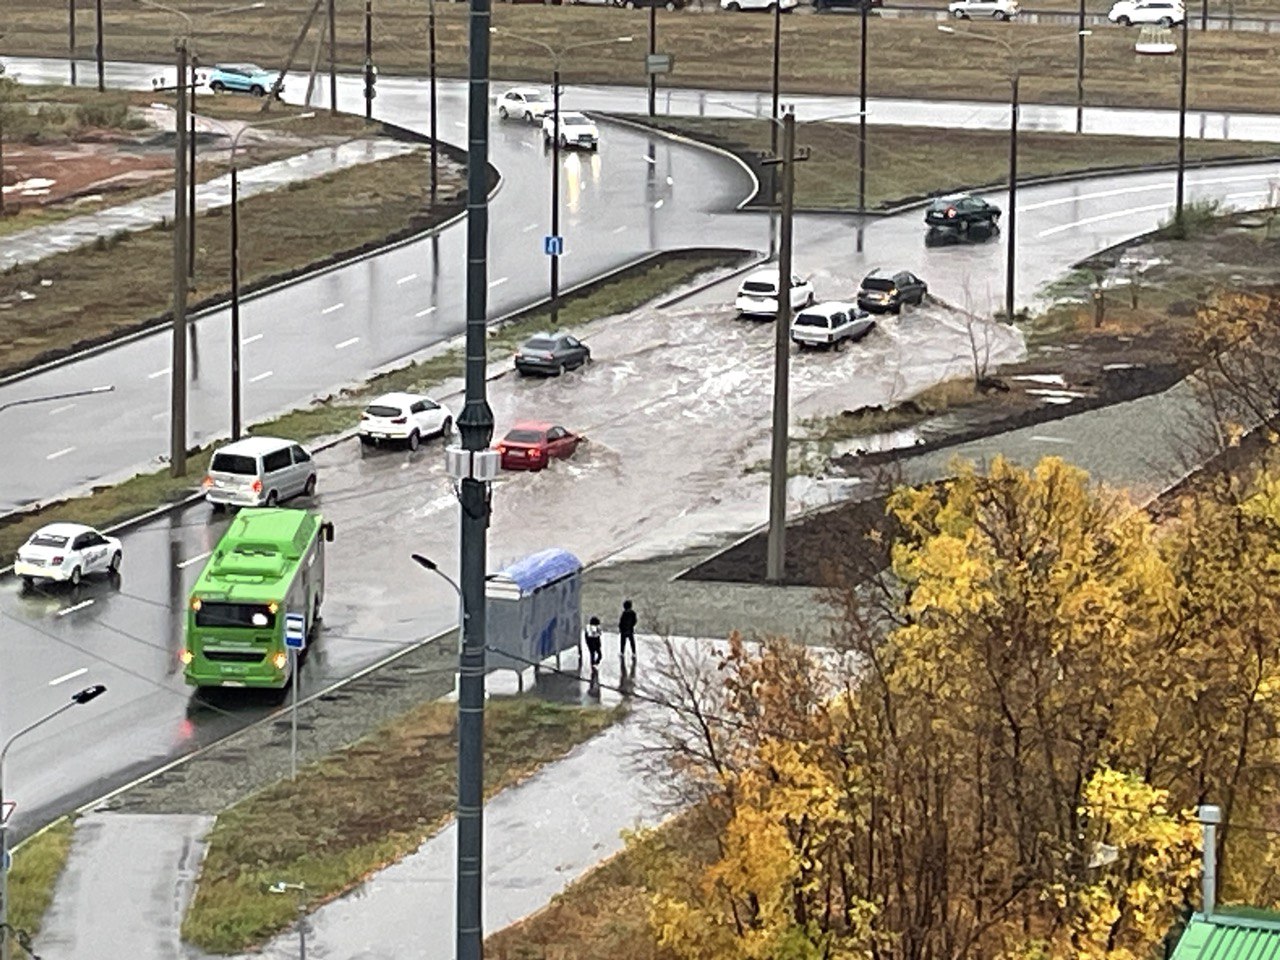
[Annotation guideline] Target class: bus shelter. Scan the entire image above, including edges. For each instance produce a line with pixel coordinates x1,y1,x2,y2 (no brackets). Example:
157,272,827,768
485,548,583,689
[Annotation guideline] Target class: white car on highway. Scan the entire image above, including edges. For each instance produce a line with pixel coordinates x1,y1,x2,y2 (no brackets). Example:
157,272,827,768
496,87,553,123
1108,0,1184,23
948,0,1018,18
358,392,454,450
790,301,876,350
15,522,122,588
720,0,799,10
542,111,600,150
734,269,816,318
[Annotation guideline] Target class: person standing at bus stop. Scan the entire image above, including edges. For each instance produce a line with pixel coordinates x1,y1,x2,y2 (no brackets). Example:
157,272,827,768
584,616,603,667
619,599,637,660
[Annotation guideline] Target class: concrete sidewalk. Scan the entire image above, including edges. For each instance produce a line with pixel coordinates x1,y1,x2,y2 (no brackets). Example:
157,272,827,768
0,139,417,272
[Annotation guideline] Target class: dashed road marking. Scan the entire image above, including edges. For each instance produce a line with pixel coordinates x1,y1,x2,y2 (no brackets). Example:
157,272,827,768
397,273,418,285
48,404,76,416
46,446,76,461
56,599,95,618
49,667,89,686
151,411,167,421
250,371,274,383
335,337,360,350
522,222,538,232
653,199,664,209
489,277,509,289
147,367,171,379
321,302,345,315
415,306,437,318
242,333,263,346
177,551,211,569
1030,435,1074,444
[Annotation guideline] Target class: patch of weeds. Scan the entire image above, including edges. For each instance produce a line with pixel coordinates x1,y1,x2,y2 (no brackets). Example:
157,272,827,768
4,818,76,955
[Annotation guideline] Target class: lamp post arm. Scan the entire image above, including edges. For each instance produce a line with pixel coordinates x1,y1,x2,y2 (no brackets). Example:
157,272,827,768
0,702,78,777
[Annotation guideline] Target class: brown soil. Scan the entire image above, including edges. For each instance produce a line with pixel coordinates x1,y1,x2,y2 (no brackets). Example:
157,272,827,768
3,141,173,207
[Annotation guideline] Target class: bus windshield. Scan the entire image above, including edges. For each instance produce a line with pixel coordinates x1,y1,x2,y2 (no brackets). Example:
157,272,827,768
195,601,277,629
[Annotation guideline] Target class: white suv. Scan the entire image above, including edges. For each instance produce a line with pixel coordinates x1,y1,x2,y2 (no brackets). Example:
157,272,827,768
1108,0,1184,24
358,392,453,450
948,0,1018,19
721,0,799,10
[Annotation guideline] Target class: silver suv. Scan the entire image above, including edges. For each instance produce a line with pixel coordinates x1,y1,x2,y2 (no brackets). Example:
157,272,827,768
203,436,317,510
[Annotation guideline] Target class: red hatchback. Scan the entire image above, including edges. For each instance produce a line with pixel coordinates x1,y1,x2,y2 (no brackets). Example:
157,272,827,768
496,421,583,471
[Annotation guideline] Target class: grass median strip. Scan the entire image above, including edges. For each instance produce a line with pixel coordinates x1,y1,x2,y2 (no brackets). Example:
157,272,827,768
182,698,620,954
0,248,744,561
4,818,76,955
633,117,1280,211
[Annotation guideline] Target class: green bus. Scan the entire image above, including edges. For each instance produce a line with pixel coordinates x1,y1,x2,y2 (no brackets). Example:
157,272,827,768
183,508,335,690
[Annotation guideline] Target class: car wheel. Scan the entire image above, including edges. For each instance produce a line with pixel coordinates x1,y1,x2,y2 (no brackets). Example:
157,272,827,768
210,80,225,93
665,0,675,8
499,106,509,119
21,576,33,591
69,566,82,587
952,7,967,16
211,501,226,514
560,135,569,149
996,9,1009,18
303,474,317,497
525,110,535,123
892,302,902,315
407,429,421,451
439,417,453,438
727,0,741,7
266,490,279,507
250,84,266,97
109,551,122,574
554,362,566,377
624,0,635,7
1118,14,1131,24
1158,15,1172,24
359,435,374,447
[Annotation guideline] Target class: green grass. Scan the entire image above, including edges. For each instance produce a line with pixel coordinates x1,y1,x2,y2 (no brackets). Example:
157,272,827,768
3,818,76,955
636,118,1280,211
182,698,620,954
7,4,1280,113
0,248,742,563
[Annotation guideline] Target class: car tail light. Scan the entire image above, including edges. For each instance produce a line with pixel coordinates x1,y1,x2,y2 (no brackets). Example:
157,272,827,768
51,555,64,565
391,417,407,424
251,479,263,493
946,208,956,218
202,475,214,488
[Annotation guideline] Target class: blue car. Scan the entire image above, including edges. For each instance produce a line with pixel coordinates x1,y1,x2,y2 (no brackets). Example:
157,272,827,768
208,63,279,97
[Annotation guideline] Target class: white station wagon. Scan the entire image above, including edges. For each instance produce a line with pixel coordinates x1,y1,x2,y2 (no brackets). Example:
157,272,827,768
790,301,876,349
15,522,122,588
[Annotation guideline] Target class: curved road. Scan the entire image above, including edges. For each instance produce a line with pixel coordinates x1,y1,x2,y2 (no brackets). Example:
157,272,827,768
2,59,1280,835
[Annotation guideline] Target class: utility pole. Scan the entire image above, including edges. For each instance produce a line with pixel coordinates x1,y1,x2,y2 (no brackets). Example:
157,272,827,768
188,54,198,280
455,0,496,951
1174,11,1189,235
550,67,562,324
647,2,657,117
171,38,190,478
328,0,337,115
95,0,105,92
428,0,439,203
1005,70,1018,324
764,110,805,584
230,161,242,440
69,0,78,85
363,0,374,122
856,0,868,253
770,0,782,155
1075,0,1085,133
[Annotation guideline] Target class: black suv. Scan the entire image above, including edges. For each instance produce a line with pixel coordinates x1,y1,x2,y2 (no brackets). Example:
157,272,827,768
924,193,1001,239
857,269,928,314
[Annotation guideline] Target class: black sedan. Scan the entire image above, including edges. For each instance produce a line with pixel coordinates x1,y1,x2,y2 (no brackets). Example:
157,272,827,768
514,332,591,377
924,193,1001,240
857,269,928,314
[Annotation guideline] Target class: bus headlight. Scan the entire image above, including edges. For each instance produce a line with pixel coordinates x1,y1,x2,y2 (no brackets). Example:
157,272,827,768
180,649,194,665
271,652,288,670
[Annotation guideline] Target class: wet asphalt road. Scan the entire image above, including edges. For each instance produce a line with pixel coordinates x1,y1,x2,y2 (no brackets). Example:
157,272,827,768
3,58,1280,512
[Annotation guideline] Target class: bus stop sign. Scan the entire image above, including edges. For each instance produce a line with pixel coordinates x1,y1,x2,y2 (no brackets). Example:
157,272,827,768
284,613,306,651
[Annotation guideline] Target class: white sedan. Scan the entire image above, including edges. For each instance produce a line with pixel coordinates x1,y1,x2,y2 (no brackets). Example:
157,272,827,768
496,87,553,123
542,111,600,151
15,523,122,588
734,269,816,318
721,0,799,10
948,0,1018,18
358,392,453,450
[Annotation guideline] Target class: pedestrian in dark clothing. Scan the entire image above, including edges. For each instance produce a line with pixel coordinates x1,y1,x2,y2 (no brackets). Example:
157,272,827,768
619,599,637,658
584,616,603,667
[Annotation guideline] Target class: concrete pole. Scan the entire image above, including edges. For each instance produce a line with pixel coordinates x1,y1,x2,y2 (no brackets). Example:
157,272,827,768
230,164,242,440
856,0,867,253
328,0,337,115
550,66,562,324
770,0,781,155
1005,70,1018,324
428,0,439,204
1175,12,1189,235
69,0,78,86
188,55,198,280
1199,804,1221,917
766,111,796,584
170,38,190,478
364,0,374,122
647,2,657,117
95,0,105,92
1076,0,1085,133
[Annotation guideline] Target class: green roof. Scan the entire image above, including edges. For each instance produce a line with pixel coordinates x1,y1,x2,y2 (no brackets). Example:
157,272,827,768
192,508,319,602
1172,912,1280,960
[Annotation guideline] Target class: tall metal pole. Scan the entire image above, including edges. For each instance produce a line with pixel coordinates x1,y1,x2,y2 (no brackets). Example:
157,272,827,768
1075,0,1085,133
230,163,242,441
171,38,190,479
1175,12,1189,234
1005,70,1018,324
364,0,374,121
856,0,868,253
766,111,796,584
290,648,299,779
770,0,782,155
188,55,198,280
327,0,337,115
457,0,495,947
647,2,657,117
429,0,439,204
1200,0,1207,31
94,0,105,91
70,0,78,86
550,66,562,324
0,101,6,219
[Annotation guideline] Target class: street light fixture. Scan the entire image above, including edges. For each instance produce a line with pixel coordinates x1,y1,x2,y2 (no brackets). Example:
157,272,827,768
494,32,635,325
223,112,316,441
0,385,114,415
937,25,1090,325
0,685,107,960
266,881,307,960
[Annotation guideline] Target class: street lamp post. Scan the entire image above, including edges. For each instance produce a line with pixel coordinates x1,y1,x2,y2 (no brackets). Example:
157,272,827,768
0,685,107,960
498,32,634,324
938,26,1089,324
1175,11,1190,234
1076,0,1086,132
267,882,307,960
225,113,315,441
771,0,782,155
648,2,658,117
428,0,439,204
364,0,374,122
96,0,106,92
856,0,868,252
0,386,114,415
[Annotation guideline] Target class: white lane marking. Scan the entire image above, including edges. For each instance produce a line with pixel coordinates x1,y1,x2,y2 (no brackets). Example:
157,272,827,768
1037,202,1169,238
612,225,628,234
48,404,76,416
522,222,538,232
415,306,437,318
242,333,263,346
1021,171,1277,214
397,273,419,285
454,121,466,128
653,199,664,209
250,370,274,383
56,599,95,618
147,367,171,379
177,550,211,569
321,302,345,315
489,277,509,288
335,336,361,350
48,667,89,686
643,154,656,164
523,141,536,150
151,411,167,421
1030,435,1074,444
46,446,76,461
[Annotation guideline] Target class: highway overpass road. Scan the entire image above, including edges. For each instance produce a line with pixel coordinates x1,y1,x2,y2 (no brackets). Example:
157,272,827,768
2,59,1280,835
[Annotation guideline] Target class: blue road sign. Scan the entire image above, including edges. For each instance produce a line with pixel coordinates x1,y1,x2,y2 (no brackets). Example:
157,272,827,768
544,235,564,257
284,612,306,651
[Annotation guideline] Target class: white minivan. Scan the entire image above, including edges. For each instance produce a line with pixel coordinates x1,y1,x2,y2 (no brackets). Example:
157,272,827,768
203,436,317,510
